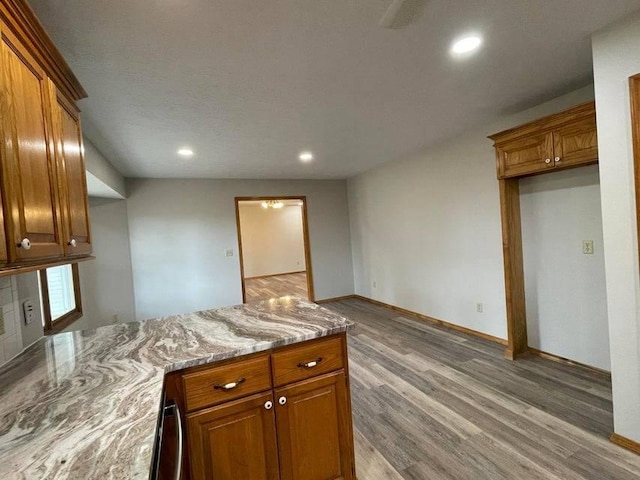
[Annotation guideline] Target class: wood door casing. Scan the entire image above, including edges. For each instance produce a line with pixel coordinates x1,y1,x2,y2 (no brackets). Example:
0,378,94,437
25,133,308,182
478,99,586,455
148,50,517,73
498,132,554,178
187,391,280,480
0,26,64,262
553,115,599,169
275,370,354,480
53,93,91,256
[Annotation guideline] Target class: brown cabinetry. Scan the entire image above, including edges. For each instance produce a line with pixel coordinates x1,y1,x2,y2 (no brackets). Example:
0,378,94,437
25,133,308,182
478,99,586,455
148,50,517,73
489,101,599,360
492,102,598,179
0,26,64,262
52,94,91,256
0,0,91,273
275,371,353,480
187,391,280,480
164,334,356,480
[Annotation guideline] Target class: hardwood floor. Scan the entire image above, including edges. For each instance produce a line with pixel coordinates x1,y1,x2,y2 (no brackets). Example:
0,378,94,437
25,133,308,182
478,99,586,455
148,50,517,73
244,272,308,303
322,297,640,480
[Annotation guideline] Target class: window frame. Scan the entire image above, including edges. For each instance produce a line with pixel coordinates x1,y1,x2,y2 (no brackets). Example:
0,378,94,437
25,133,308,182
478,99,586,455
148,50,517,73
40,263,83,334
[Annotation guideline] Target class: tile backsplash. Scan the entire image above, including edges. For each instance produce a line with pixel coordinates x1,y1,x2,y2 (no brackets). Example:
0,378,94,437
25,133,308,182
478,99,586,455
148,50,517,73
0,276,23,366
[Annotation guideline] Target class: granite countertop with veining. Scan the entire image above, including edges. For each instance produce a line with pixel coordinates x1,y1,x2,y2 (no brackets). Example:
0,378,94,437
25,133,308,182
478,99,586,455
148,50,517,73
0,297,354,480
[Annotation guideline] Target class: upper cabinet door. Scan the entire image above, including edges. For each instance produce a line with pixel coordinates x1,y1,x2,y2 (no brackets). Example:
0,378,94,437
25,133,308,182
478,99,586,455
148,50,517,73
275,371,354,480
0,27,64,262
53,93,92,256
497,132,554,178
553,115,599,169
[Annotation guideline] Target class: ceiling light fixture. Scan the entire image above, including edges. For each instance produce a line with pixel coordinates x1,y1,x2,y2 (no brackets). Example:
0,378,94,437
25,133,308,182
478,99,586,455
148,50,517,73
451,35,482,56
299,151,314,162
177,148,194,157
261,200,284,209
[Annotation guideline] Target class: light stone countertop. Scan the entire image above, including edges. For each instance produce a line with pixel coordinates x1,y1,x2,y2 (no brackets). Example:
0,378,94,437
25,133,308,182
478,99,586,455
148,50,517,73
0,297,354,480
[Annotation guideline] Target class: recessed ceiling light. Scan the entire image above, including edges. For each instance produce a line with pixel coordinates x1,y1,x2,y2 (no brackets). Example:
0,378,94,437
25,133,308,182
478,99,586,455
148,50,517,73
178,148,194,157
451,35,482,56
299,151,314,162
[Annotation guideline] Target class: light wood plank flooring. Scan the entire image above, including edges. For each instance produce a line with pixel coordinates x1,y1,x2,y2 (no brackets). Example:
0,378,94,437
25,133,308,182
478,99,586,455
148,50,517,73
323,297,640,480
244,272,308,303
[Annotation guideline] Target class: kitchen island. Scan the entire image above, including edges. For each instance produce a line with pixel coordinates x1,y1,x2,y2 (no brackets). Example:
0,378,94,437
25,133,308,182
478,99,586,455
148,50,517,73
0,297,354,479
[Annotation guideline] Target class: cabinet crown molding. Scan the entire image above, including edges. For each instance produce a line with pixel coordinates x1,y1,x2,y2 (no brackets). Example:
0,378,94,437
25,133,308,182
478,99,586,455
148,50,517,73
0,0,86,101
488,101,596,145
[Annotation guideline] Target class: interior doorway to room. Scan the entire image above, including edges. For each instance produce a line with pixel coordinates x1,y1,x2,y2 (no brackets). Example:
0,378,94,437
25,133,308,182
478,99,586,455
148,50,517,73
235,197,314,303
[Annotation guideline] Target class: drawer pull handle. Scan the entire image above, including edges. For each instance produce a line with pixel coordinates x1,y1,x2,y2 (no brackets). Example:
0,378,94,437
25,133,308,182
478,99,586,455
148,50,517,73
213,377,246,391
297,357,323,369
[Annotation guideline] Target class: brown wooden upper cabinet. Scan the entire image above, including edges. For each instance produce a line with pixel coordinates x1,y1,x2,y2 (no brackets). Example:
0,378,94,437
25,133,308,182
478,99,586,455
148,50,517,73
0,0,90,271
490,102,598,179
53,94,92,256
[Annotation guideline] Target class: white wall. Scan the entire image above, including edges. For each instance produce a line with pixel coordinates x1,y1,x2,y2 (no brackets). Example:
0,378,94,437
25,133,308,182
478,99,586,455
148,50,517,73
73,198,136,330
348,85,595,341
17,272,43,350
593,11,640,443
239,203,306,278
126,179,353,319
0,276,23,366
83,136,127,198
520,165,609,370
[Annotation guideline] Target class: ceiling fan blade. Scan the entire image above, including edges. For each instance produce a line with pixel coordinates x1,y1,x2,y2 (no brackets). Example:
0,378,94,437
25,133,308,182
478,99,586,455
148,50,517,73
379,0,408,28
379,0,427,29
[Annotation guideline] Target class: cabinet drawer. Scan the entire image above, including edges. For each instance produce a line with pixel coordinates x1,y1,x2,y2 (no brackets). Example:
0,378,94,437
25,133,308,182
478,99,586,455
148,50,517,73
271,335,344,387
182,355,272,411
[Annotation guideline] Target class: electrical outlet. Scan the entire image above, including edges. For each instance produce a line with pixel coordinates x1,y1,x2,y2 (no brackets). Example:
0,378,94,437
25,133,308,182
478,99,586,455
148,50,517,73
476,302,484,313
22,300,34,325
583,240,594,255
225,249,234,257
372,280,377,289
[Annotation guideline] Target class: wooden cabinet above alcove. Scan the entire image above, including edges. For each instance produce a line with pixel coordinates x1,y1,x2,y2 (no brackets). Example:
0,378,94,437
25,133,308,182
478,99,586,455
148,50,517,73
490,102,598,179
489,101,599,360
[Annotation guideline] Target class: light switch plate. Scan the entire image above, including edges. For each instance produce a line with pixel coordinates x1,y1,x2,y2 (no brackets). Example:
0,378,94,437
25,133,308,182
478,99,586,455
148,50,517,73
225,249,234,257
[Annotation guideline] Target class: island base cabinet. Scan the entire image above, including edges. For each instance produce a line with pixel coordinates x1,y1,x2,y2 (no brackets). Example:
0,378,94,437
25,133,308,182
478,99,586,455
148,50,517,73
187,391,280,480
172,334,356,480
275,371,354,480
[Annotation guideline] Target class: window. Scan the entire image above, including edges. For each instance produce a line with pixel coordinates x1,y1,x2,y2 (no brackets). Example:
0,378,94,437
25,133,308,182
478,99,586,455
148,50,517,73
40,264,82,334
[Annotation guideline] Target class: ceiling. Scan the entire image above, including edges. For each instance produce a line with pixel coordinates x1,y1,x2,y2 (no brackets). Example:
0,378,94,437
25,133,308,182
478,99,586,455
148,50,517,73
29,0,640,179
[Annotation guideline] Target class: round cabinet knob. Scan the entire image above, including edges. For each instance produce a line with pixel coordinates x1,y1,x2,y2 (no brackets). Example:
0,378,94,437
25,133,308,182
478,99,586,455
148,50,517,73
69,239,77,248
278,396,287,406
19,238,31,250
264,401,273,410
554,156,561,163
544,158,551,164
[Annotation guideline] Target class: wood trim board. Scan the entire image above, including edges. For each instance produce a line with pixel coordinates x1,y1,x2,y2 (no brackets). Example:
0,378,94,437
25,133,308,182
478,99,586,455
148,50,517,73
316,294,507,346
318,295,611,378
245,271,306,280
527,347,611,378
234,196,315,303
0,0,86,101
629,74,640,283
40,262,83,334
611,433,640,456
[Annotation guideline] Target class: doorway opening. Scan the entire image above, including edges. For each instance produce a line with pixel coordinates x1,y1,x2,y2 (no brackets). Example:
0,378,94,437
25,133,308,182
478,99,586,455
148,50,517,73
235,196,314,303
